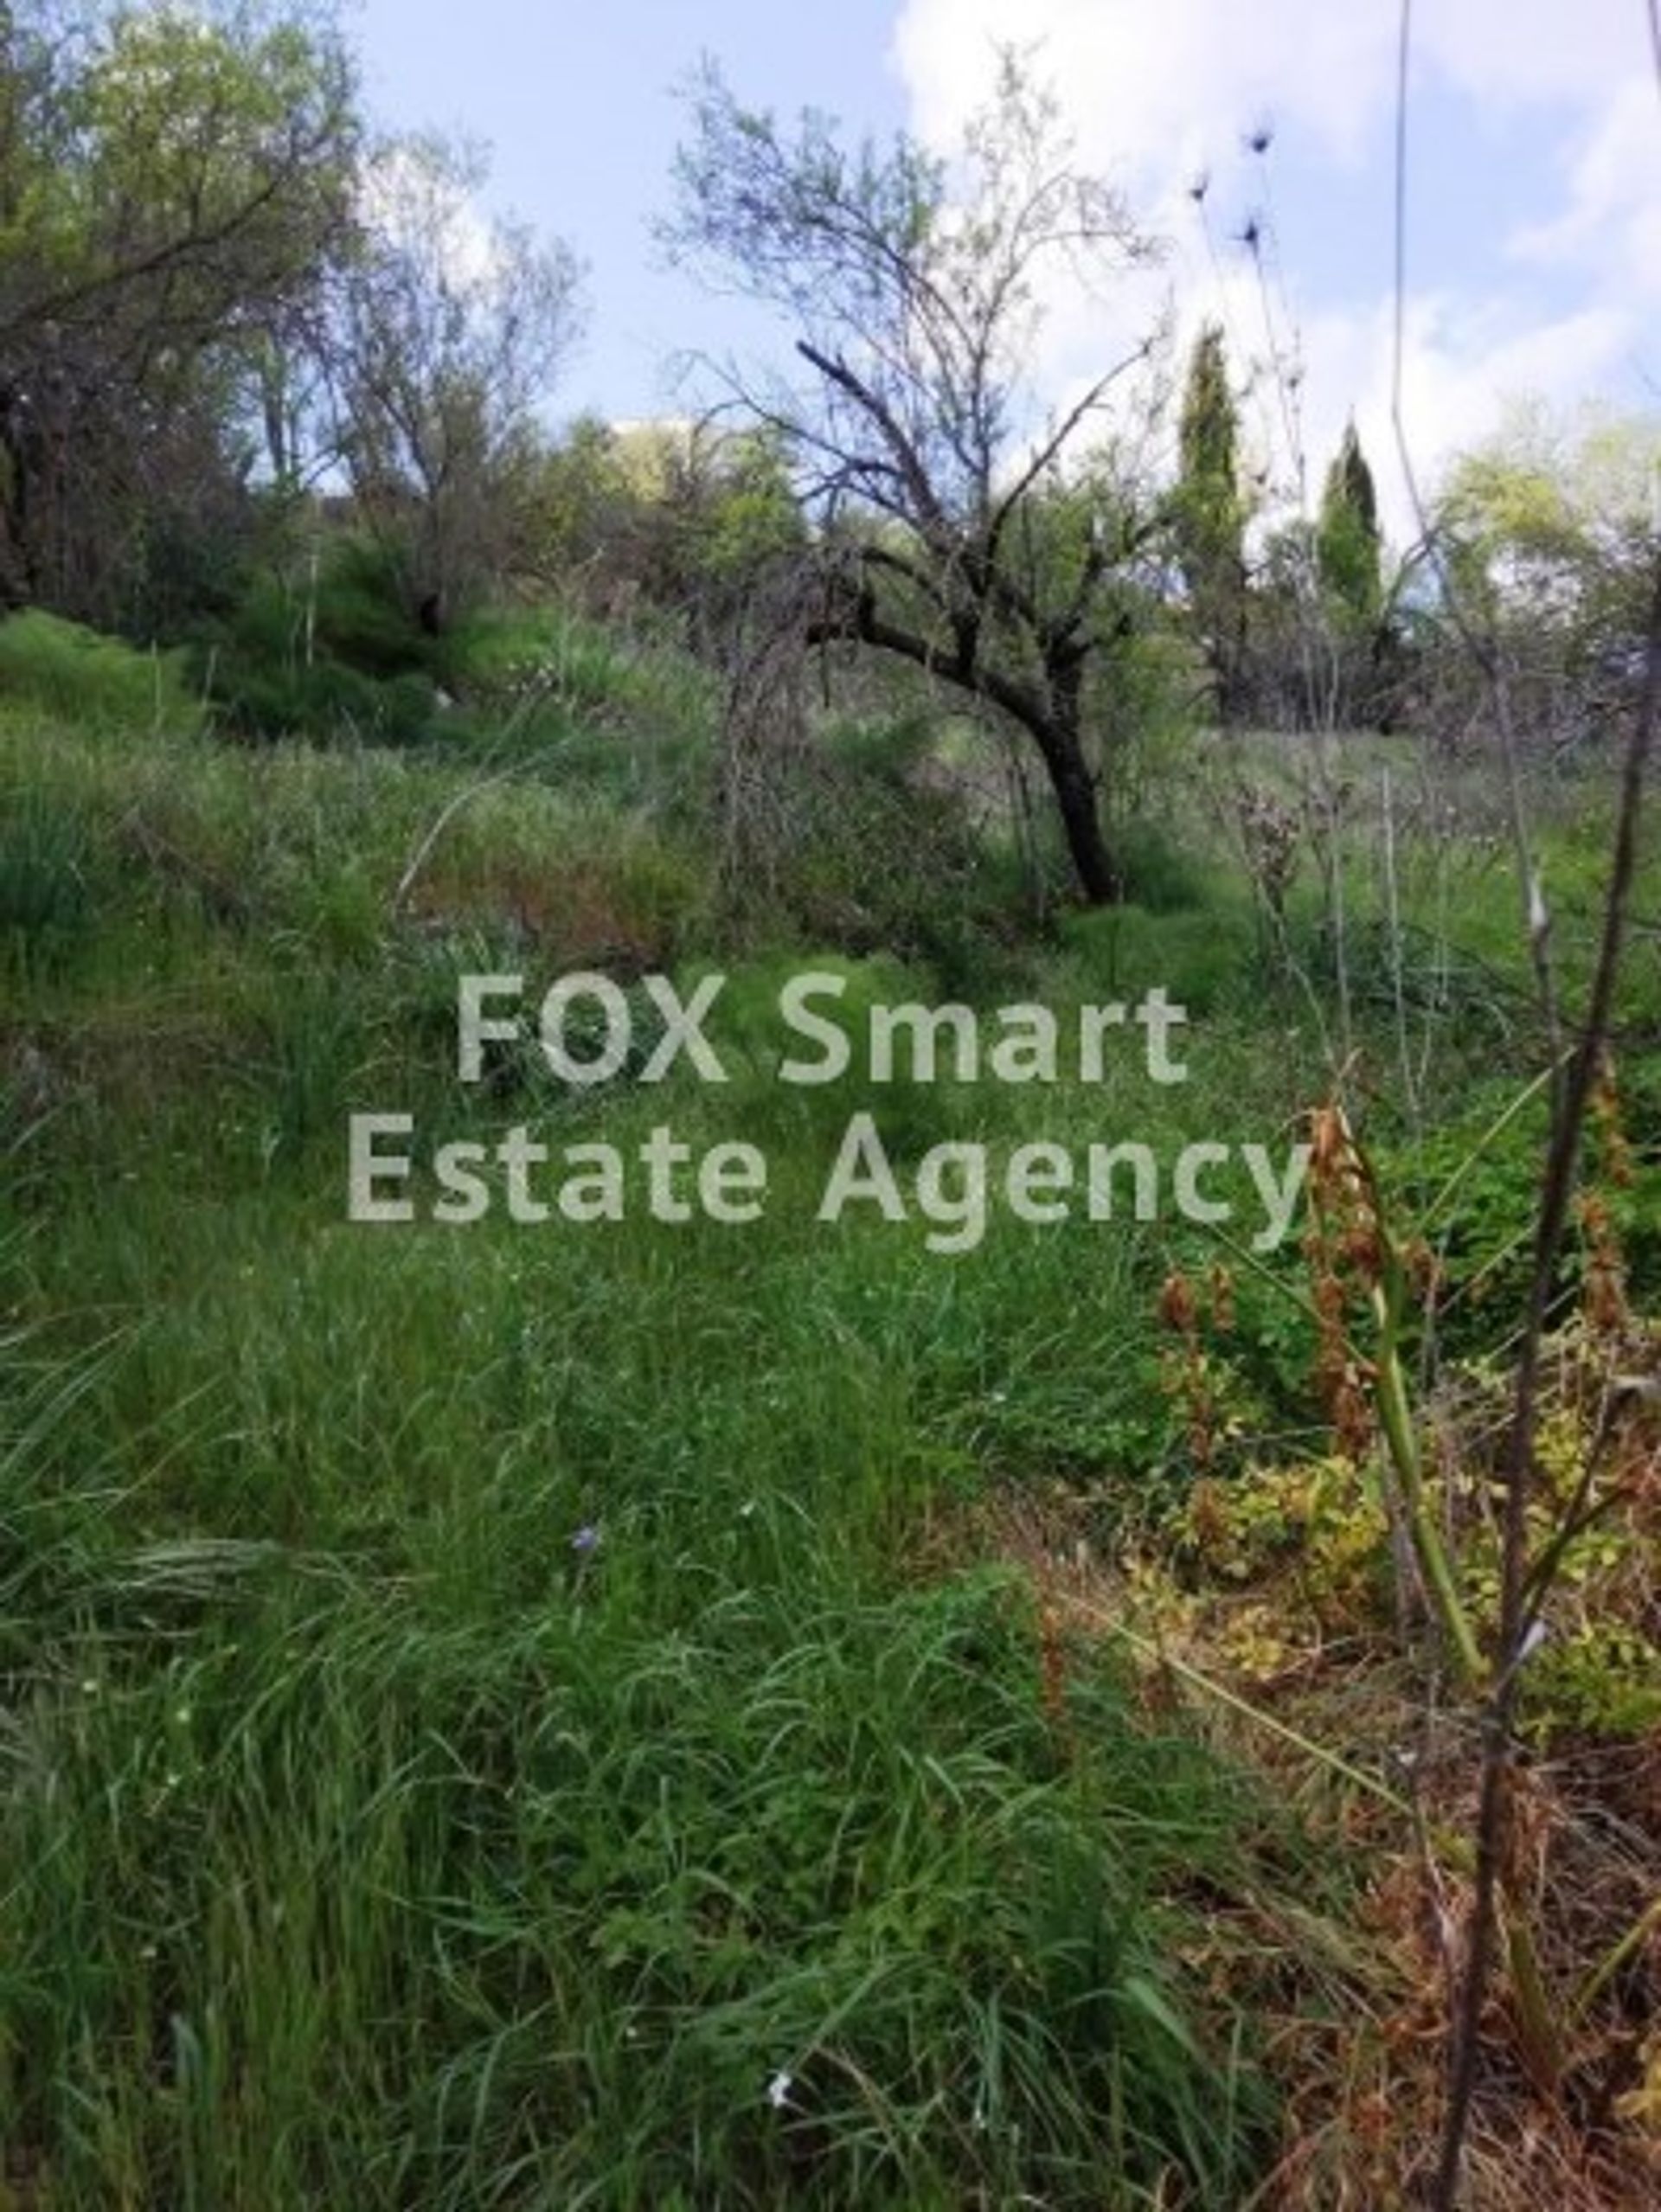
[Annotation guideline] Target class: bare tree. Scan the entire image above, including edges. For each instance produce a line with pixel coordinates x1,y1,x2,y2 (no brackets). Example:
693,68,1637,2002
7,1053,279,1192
332,133,585,630
662,51,1162,904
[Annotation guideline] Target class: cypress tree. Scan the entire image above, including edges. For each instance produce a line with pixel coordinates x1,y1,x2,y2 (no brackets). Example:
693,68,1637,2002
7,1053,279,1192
1175,324,1248,720
1316,420,1382,630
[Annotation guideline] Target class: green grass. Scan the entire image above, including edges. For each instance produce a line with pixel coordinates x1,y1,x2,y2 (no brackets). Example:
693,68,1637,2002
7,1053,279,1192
3,680,1655,2207
0,702,1297,2209
3,1153,1278,2208
0,612,203,739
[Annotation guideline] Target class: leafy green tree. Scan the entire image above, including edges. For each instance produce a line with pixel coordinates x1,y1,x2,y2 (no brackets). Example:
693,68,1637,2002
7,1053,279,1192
1172,323,1248,721
663,51,1158,905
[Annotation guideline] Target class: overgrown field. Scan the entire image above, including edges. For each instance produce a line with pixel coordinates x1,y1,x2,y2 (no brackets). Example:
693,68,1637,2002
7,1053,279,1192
3,619,1658,2208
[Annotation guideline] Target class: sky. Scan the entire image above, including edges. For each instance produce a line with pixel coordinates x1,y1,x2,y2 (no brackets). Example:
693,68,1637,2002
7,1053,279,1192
353,0,1661,544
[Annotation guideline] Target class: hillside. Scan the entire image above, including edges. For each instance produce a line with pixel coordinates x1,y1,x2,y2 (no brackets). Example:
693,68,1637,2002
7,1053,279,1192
3,607,1658,2207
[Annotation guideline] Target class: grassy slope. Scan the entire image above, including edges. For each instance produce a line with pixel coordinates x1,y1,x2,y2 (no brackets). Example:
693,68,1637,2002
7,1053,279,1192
1,705,1302,2210
3,673,1655,2207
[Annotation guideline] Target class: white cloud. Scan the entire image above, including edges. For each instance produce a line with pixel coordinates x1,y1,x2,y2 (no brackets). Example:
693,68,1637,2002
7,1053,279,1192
1411,0,1649,111
893,0,1395,177
360,142,503,292
1510,78,1661,299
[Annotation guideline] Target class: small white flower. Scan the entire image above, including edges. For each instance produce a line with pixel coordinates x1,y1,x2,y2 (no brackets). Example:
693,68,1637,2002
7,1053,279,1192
766,2069,793,2110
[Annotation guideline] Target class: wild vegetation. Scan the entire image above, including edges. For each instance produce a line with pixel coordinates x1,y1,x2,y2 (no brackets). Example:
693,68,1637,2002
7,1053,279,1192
2,4,1658,2207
